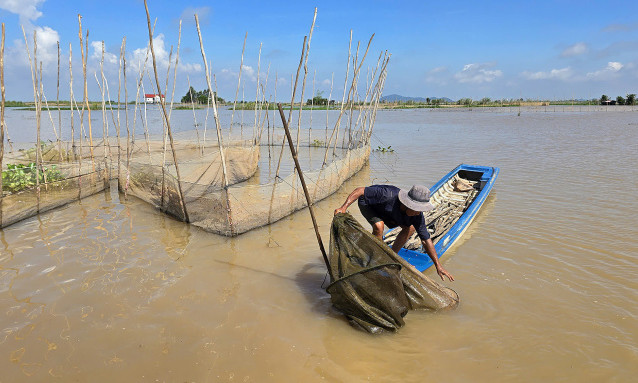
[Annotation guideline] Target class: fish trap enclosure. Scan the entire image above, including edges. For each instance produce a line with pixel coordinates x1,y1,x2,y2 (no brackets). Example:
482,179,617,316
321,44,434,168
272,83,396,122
0,6,390,235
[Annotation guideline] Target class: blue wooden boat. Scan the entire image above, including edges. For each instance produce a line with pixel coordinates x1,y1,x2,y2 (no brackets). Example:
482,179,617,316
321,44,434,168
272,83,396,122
384,164,499,272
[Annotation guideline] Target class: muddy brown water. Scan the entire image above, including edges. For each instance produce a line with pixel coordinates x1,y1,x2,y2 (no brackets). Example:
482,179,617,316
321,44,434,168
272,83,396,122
1,106,637,382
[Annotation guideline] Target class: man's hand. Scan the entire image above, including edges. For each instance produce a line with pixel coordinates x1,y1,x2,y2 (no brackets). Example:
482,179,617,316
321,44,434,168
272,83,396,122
436,266,455,282
334,206,347,215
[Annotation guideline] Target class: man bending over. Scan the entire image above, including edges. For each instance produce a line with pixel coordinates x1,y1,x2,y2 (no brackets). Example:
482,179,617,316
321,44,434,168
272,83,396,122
334,184,454,282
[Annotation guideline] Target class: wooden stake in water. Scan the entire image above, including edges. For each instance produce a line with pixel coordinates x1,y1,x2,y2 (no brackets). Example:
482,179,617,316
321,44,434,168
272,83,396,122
195,12,234,234
56,41,62,162
296,8,317,153
78,16,95,171
274,35,307,179
116,37,125,186
0,23,5,224
143,0,189,222
277,103,332,278
230,32,247,140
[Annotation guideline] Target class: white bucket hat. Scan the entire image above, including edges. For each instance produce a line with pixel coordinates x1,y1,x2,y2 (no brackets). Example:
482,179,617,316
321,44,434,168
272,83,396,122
398,185,434,212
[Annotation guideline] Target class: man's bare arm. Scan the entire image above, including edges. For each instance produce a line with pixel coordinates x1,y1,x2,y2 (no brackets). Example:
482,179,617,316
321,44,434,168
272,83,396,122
334,187,365,215
422,238,455,281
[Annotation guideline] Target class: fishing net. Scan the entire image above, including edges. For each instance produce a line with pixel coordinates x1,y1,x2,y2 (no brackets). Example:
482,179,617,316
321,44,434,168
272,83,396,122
326,213,459,334
0,125,371,236
0,141,109,229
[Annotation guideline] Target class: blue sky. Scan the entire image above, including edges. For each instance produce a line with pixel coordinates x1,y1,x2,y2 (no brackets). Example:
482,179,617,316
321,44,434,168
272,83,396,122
1,0,637,102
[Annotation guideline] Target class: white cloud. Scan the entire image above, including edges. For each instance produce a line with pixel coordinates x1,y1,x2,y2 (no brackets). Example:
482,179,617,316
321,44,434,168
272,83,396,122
129,34,201,75
221,65,259,83
429,66,447,74
454,63,502,84
1,1,61,72
586,61,623,79
522,67,573,81
0,0,45,22
561,42,588,58
13,25,60,69
242,65,257,82
90,41,118,65
321,78,332,87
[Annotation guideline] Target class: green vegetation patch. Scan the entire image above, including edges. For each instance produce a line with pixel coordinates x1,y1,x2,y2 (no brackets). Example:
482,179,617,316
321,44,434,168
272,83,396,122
2,162,66,194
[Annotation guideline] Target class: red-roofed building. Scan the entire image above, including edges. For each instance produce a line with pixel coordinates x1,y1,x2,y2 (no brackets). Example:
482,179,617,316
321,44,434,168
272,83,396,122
144,94,165,104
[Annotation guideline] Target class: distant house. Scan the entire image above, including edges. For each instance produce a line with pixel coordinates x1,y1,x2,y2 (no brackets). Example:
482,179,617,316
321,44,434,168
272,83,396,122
601,100,616,106
144,94,165,103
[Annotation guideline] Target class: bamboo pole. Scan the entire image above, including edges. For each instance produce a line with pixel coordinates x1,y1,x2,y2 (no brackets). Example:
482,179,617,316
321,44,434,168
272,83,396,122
277,103,332,278
35,41,41,209
257,82,268,143
129,45,152,178
163,20,181,210
256,64,269,143
334,34,373,155
203,62,211,151
365,54,390,144
56,41,62,162
274,35,307,178
103,70,118,177
78,16,95,171
99,41,109,183
194,13,234,234
69,43,76,161
296,8,317,152
230,32,247,140
123,38,131,197
144,0,189,222
164,45,173,156
116,38,125,186
253,42,262,143
38,80,62,146
93,71,108,176
352,51,383,145
68,42,83,197
186,75,202,152
241,82,244,139
271,70,277,156
22,27,41,208
1,23,5,224
346,42,360,149
141,72,152,159
324,31,352,165
39,63,50,192
309,69,315,147
325,72,334,147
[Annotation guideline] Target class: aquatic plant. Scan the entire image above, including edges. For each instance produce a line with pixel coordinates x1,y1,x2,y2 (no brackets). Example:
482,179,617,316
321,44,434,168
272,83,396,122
1,162,65,193
374,145,394,153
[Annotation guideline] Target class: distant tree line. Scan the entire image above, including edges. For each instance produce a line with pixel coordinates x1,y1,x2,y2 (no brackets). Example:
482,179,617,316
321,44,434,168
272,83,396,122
599,94,636,105
181,86,225,104
306,91,335,106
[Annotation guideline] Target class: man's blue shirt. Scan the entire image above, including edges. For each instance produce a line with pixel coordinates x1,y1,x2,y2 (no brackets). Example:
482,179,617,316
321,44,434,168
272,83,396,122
358,184,430,240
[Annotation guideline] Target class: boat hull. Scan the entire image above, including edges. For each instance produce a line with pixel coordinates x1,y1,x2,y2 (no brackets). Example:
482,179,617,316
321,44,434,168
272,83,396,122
397,164,499,272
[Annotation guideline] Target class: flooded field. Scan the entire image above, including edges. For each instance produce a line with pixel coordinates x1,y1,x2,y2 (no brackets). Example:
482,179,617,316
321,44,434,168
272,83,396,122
1,106,637,382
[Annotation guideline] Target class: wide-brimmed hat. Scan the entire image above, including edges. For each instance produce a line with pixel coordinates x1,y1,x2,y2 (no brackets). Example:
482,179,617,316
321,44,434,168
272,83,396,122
398,185,434,212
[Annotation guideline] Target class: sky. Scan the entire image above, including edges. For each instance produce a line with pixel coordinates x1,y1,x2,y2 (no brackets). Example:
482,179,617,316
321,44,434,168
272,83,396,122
0,0,638,102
